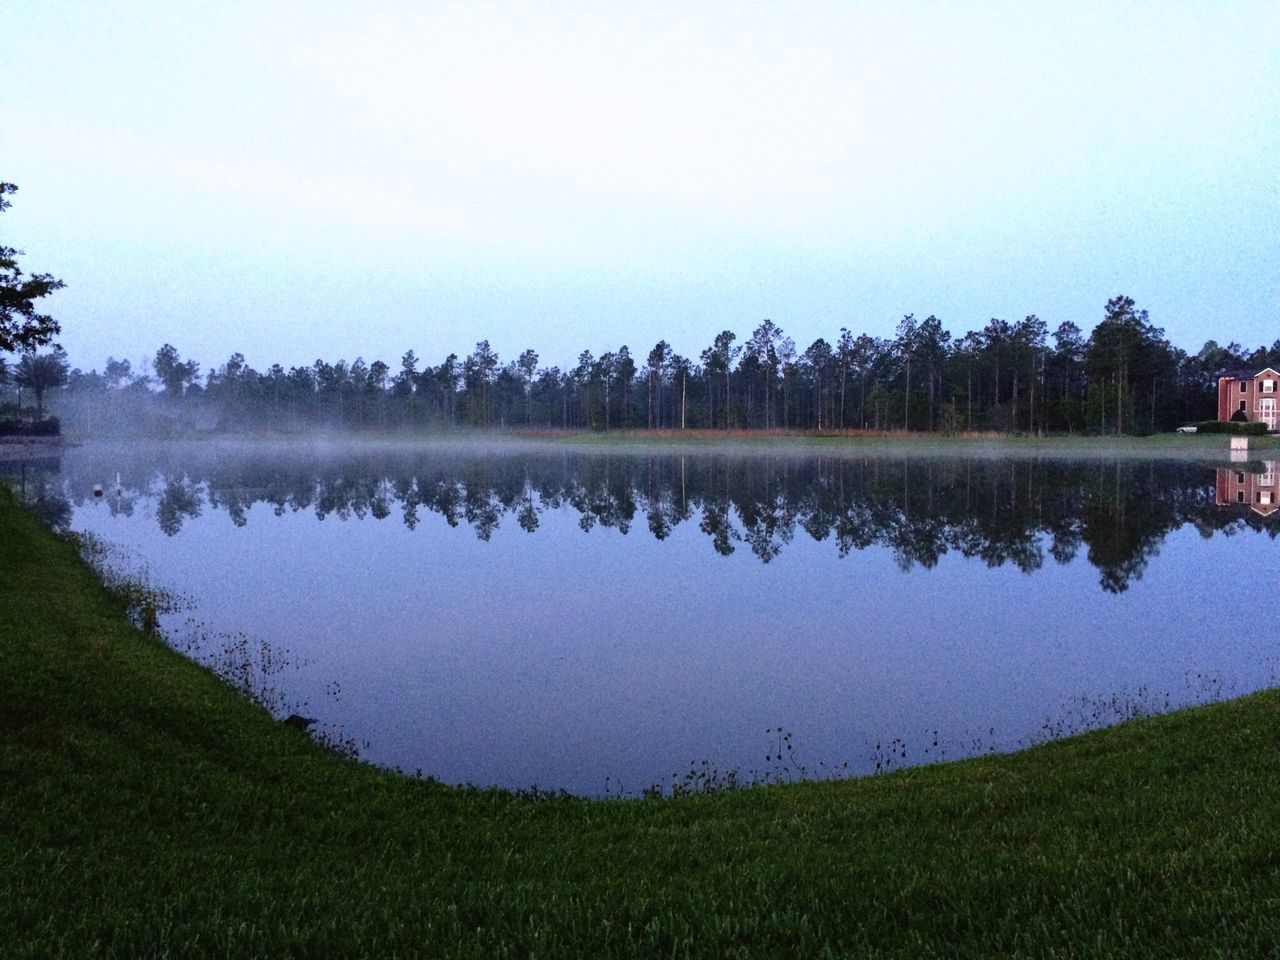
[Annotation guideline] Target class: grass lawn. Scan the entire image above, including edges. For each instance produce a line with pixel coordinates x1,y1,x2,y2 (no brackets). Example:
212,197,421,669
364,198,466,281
512,428,1280,457
2,483,1279,957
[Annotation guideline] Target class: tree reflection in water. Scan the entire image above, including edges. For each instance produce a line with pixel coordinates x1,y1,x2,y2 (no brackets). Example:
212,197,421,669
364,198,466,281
16,447,1280,594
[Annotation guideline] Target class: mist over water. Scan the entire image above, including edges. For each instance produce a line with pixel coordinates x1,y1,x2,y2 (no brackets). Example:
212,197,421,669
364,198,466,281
5,440,1277,795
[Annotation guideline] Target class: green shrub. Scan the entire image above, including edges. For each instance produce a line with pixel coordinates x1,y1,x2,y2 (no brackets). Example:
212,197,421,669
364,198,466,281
0,417,60,437
1195,420,1269,436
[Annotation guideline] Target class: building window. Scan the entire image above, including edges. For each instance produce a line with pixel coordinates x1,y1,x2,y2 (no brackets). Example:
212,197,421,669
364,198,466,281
1265,380,1277,393
1240,400,1248,412
1241,381,1249,392
1262,491,1274,505
1237,471,1246,483
1238,491,1246,503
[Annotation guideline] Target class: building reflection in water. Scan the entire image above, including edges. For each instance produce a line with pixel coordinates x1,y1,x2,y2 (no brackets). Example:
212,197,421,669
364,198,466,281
1216,461,1278,517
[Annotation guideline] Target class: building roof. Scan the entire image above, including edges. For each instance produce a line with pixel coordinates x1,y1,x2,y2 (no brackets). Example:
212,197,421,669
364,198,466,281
1219,367,1280,381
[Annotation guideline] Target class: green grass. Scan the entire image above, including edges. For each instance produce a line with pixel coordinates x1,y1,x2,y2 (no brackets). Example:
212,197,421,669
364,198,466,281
3,485,1279,958
517,428,1280,456
218,427,1278,460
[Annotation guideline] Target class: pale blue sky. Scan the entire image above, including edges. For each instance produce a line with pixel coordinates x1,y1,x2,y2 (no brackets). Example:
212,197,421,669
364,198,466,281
3,1,1277,374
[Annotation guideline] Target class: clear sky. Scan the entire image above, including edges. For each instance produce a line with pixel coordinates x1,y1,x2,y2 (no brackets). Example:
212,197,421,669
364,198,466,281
3,0,1277,375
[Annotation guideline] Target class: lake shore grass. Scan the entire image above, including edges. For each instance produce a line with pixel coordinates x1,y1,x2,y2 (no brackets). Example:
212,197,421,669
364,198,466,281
519,427,1280,458
46,427,1280,463
0,434,69,462
3,484,1280,957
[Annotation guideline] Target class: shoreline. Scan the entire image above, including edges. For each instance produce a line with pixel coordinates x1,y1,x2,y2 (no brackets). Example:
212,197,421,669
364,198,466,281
25,429,1278,464
0,435,71,462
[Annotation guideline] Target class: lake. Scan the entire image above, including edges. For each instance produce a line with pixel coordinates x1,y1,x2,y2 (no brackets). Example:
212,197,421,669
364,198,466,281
5,440,1277,795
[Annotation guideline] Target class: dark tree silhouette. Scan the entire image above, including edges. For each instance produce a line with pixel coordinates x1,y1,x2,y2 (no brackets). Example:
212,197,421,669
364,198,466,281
0,183,65,354
14,348,69,417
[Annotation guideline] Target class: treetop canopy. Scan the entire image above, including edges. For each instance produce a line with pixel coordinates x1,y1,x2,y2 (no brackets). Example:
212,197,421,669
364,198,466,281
0,182,64,355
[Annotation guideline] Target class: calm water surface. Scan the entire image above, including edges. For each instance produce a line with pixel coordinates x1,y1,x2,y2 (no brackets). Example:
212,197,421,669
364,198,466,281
8,441,1278,795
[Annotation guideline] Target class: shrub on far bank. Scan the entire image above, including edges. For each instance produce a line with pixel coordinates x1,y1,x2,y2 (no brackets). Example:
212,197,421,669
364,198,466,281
1195,420,1269,436
0,417,60,437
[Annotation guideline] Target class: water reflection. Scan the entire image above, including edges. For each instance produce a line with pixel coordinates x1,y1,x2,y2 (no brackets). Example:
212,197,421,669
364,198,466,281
2,456,72,530
22,446,1279,594
1216,462,1279,517
3,444,1278,795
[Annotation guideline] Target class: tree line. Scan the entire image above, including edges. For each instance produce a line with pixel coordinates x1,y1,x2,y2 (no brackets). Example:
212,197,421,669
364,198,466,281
11,298,1280,437
4,182,1280,437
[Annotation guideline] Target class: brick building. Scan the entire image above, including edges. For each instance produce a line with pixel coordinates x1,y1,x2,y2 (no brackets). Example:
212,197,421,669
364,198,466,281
1217,367,1280,429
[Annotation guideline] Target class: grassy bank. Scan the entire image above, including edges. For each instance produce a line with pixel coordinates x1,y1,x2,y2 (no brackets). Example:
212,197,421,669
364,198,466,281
3,486,1279,958
48,429,1280,463
522,428,1280,456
